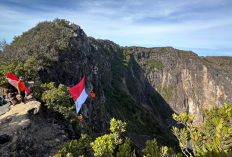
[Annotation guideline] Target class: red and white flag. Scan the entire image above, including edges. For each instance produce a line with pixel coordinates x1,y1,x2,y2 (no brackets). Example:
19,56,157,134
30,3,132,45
6,73,30,93
69,76,88,113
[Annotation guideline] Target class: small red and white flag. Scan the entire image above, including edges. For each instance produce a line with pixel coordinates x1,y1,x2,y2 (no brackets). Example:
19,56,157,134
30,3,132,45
6,73,30,93
69,76,88,113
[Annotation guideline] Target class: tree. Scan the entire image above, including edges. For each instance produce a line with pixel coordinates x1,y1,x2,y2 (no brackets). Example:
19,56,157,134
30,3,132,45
41,82,74,119
172,102,232,157
0,39,7,51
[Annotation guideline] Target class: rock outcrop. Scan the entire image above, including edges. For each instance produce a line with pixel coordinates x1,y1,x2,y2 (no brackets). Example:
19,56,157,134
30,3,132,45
0,99,70,157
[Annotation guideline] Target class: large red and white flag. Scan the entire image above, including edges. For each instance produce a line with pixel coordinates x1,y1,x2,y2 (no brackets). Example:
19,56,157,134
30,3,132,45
6,73,30,93
69,76,88,113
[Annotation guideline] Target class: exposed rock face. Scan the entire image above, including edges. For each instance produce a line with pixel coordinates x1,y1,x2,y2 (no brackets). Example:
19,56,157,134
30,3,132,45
0,100,70,157
43,27,111,134
131,47,232,125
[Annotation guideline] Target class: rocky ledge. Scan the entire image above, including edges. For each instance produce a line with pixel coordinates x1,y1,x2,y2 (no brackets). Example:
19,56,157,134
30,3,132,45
0,98,70,157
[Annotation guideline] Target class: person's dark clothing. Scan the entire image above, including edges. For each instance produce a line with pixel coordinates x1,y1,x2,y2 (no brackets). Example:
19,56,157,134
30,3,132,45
0,134,9,144
38,68,43,76
20,90,25,103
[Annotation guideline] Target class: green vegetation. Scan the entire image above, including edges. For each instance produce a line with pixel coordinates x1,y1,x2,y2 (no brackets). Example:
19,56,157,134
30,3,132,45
55,103,232,157
202,57,227,66
104,55,178,148
177,50,187,59
89,41,178,147
143,139,182,157
91,118,126,157
123,47,134,56
41,82,73,119
157,86,176,103
54,119,127,157
172,102,232,157
55,118,182,157
202,57,213,64
33,82,85,132
159,47,166,53
116,138,133,157
149,93,171,120
122,47,134,65
0,57,37,87
54,134,92,157
0,19,74,65
145,58,163,70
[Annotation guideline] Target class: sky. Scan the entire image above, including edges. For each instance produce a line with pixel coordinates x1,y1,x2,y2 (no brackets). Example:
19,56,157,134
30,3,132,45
0,0,232,56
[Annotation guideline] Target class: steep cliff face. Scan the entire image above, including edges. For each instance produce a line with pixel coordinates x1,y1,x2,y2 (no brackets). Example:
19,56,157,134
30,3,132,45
129,47,232,125
43,25,111,134
87,38,177,146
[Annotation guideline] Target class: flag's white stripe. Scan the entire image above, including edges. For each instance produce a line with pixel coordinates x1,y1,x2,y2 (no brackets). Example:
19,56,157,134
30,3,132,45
10,80,18,88
6,78,28,93
75,88,88,113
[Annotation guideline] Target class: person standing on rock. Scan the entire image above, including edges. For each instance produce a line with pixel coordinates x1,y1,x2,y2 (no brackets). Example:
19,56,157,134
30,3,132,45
17,76,26,104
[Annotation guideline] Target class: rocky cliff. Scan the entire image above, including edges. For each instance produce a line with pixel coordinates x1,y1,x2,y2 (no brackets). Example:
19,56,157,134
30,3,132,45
129,47,232,126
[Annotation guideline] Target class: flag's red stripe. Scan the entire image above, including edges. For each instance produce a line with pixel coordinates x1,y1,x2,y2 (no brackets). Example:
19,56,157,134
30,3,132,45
6,73,19,81
69,76,85,101
25,88,30,93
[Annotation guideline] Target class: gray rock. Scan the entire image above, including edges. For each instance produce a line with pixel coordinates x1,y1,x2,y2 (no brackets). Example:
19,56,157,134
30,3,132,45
52,124,61,129
68,124,75,139
0,104,9,116
0,101,68,156
43,153,49,157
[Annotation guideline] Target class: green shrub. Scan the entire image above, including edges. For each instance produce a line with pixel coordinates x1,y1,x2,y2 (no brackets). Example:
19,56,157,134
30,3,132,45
145,58,163,70
32,82,50,102
54,134,92,157
33,82,82,132
144,138,182,157
90,118,126,157
116,138,133,157
172,102,232,157
42,82,73,119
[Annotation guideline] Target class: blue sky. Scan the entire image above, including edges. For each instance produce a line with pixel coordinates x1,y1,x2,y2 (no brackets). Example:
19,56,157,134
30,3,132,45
0,0,232,56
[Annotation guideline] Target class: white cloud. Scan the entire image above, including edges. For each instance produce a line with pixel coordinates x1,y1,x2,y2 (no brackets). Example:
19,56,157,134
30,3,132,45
0,0,232,56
